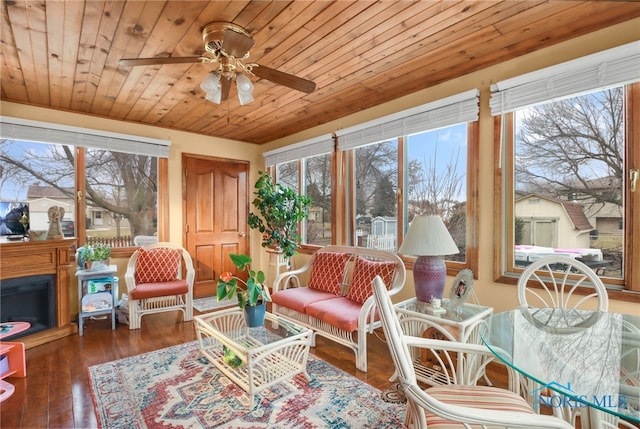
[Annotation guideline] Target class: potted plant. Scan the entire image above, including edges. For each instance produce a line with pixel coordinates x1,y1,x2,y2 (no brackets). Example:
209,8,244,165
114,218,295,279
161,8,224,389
248,171,312,259
217,253,271,327
77,243,111,271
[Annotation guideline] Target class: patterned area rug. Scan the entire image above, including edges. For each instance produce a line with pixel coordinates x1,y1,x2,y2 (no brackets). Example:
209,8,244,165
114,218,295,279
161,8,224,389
88,341,405,428
192,296,237,312
381,381,407,404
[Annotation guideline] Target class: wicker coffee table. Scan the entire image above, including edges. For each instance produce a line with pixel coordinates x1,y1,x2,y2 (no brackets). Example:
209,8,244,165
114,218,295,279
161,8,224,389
194,308,312,408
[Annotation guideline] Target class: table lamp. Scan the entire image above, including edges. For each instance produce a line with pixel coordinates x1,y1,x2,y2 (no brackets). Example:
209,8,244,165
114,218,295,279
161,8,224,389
398,215,459,302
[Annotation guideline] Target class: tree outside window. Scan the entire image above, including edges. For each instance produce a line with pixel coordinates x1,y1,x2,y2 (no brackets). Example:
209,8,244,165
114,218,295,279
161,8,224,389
406,125,467,262
513,87,625,279
354,140,398,250
0,140,158,247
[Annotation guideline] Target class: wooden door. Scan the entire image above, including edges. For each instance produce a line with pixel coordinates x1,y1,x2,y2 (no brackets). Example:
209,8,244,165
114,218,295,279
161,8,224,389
183,155,249,298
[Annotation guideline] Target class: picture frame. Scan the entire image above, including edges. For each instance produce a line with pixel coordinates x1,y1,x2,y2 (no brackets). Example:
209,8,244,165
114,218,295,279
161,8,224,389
448,269,474,311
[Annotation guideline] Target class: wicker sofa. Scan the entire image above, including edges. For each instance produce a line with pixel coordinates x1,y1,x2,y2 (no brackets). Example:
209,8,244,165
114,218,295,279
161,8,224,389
270,245,406,372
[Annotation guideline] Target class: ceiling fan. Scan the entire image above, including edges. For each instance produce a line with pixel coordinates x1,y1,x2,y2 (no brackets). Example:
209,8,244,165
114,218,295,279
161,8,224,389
119,22,316,104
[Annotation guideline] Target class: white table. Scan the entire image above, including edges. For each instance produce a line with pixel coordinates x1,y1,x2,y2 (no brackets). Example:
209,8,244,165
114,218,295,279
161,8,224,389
394,298,493,387
75,265,118,336
194,308,312,408
395,298,493,343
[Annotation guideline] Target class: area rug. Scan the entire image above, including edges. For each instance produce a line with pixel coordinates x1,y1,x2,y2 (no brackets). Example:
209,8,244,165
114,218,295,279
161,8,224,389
192,296,237,312
88,341,405,428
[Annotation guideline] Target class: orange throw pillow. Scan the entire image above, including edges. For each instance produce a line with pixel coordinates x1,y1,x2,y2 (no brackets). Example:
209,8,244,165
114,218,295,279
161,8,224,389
134,248,181,284
308,252,350,295
346,256,396,304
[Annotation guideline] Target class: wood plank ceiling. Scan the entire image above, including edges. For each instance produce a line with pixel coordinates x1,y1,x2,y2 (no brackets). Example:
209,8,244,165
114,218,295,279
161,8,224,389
1,1,639,145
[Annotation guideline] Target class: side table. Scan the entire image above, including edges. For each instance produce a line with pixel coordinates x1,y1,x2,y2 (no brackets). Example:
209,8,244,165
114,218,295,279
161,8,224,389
395,298,493,343
393,298,493,387
75,265,118,336
0,322,29,402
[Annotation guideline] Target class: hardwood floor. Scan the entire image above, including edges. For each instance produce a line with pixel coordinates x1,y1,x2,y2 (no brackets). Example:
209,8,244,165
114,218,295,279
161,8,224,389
0,309,400,429
1,308,624,428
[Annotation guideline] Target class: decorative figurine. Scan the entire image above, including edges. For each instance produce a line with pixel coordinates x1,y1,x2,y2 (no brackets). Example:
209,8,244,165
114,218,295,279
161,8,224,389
46,206,65,239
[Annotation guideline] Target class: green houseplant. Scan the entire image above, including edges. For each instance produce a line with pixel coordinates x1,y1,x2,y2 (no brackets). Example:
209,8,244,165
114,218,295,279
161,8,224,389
248,171,312,259
217,253,271,310
77,243,111,271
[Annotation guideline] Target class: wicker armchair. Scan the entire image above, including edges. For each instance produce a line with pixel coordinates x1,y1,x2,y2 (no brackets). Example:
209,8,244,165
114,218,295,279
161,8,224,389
124,242,195,330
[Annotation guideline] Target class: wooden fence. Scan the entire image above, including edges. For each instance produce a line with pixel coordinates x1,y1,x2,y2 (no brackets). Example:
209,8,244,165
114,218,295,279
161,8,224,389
86,235,134,247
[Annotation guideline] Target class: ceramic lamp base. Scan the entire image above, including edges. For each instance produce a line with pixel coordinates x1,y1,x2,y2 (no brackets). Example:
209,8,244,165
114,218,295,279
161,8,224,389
413,255,447,302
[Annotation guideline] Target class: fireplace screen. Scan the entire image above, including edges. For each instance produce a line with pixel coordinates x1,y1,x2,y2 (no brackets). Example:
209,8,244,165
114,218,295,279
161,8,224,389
1,274,56,339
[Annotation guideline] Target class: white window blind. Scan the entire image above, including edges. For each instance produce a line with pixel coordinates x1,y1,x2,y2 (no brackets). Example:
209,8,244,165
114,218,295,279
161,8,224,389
336,89,479,151
0,116,171,158
263,134,334,166
490,41,640,115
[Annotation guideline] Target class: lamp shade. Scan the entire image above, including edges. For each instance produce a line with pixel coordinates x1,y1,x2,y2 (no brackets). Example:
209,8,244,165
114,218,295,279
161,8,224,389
236,73,254,105
398,215,459,302
201,72,221,104
200,72,220,92
398,215,459,257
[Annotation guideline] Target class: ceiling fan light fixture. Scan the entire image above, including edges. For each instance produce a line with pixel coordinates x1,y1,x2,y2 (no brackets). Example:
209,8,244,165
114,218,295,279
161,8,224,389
236,72,254,105
201,72,222,104
205,90,222,104
200,72,220,92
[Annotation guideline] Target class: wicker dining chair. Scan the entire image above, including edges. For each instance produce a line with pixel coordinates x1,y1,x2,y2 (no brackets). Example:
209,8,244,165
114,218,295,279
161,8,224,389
372,276,573,429
516,254,610,425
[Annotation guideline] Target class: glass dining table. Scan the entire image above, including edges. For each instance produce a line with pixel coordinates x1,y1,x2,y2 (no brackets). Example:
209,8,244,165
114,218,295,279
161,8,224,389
480,308,640,429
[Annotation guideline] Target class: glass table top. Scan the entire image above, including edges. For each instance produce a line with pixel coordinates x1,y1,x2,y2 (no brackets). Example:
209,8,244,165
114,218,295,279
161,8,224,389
195,309,309,351
480,308,640,423
396,298,492,323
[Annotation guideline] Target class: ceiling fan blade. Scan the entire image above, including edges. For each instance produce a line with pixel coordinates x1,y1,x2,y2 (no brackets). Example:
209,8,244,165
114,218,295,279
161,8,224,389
222,28,255,58
252,65,316,93
220,76,232,101
119,56,203,67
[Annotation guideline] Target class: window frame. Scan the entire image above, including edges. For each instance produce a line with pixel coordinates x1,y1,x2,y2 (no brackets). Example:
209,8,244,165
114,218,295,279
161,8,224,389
270,120,480,278
493,83,640,299
0,118,169,259
397,122,479,277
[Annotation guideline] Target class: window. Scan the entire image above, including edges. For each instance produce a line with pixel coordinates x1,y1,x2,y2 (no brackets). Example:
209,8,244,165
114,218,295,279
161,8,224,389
0,117,170,251
337,90,479,273
354,140,398,251
304,154,333,246
265,91,480,275
276,157,333,245
0,140,76,234
265,134,334,248
406,124,468,262
492,42,640,292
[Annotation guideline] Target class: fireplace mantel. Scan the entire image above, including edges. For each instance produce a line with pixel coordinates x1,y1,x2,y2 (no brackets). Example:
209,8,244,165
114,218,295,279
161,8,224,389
0,238,77,348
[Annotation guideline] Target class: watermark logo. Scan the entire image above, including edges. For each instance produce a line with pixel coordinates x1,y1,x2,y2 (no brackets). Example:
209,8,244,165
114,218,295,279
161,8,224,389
531,381,627,413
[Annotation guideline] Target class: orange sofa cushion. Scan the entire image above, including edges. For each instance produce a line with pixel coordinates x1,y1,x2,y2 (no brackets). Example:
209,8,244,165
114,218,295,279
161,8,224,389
307,252,350,295
271,287,341,314
129,279,189,300
346,256,396,304
306,297,368,332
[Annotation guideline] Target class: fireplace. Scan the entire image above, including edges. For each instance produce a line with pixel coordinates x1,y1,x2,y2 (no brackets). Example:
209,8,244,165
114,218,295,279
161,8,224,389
1,274,57,340
0,238,75,348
